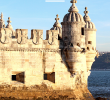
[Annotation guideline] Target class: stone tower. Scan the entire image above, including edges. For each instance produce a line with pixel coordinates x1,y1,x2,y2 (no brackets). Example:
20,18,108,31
61,0,86,76
83,7,98,72
84,7,97,51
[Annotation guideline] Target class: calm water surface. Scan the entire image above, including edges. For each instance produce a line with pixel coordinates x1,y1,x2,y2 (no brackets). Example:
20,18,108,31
88,71,110,98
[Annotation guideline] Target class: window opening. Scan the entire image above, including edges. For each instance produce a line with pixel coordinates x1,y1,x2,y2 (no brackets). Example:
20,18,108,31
11,71,25,83
44,72,55,83
44,74,47,80
77,43,80,47
12,75,16,81
81,28,84,35
88,41,92,44
70,43,73,47
87,47,89,50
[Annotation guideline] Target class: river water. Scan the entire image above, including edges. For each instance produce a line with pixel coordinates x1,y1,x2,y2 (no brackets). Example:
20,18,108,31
88,70,110,98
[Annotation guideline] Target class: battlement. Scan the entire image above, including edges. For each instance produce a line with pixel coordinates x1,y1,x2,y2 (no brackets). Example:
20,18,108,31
0,28,62,50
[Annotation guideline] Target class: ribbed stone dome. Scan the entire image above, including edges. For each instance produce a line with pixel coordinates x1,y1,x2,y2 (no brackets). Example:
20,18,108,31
63,0,85,23
83,7,96,29
85,21,95,29
63,12,84,22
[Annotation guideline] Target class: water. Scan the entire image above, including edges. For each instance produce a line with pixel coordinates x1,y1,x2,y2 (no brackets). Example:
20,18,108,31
88,71,110,99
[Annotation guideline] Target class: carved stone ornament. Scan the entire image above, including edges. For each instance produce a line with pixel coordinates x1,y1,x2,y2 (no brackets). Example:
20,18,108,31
17,30,27,44
48,31,58,45
32,30,43,44
0,29,12,44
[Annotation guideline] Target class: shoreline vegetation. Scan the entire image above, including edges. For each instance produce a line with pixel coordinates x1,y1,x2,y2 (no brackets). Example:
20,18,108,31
92,52,110,70
91,69,110,71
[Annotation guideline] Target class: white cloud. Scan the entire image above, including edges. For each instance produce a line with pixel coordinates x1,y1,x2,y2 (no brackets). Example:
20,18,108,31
45,0,65,2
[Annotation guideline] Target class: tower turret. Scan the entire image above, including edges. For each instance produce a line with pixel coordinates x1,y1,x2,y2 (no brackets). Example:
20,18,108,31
61,0,85,48
6,17,16,38
61,0,86,76
83,7,98,72
83,7,97,51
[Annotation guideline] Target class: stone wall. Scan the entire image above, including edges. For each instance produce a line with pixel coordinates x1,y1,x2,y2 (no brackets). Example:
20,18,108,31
0,50,43,86
0,27,97,91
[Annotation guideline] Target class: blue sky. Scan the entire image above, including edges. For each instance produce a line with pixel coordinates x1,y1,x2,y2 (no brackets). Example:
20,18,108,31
0,0,110,52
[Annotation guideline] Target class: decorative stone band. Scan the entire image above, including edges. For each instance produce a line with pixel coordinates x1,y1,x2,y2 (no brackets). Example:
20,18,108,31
0,47,60,52
86,59,95,62
61,21,85,25
85,28,97,31
86,50,97,54
64,48,84,52
66,59,81,62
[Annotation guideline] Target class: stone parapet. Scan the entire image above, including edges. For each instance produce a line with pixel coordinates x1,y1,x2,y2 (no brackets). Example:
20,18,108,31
0,47,60,52
61,21,85,25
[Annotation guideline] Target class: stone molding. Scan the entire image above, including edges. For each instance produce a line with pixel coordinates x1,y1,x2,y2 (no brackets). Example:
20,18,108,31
64,47,84,52
85,28,97,31
0,47,60,52
61,21,84,25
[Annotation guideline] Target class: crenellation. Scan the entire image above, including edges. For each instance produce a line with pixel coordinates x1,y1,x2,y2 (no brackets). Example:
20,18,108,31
0,28,12,44
15,29,28,44
31,29,43,45
46,30,59,45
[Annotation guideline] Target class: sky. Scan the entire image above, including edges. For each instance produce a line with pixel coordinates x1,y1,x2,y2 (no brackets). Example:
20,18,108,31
0,0,110,52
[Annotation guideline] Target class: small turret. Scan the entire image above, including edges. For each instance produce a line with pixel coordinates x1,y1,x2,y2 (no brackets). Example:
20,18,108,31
83,7,97,51
83,7,98,72
0,12,5,28
50,14,62,39
6,17,13,30
61,0,86,76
